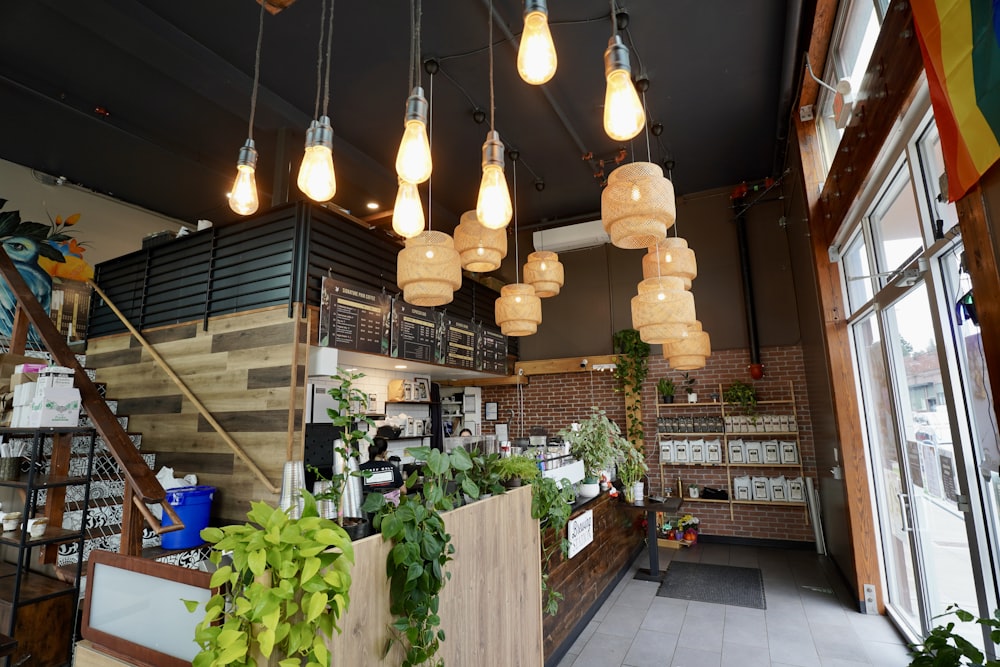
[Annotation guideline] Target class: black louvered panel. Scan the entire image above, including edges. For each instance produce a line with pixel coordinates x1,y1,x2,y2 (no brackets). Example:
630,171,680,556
88,253,150,337
139,235,215,327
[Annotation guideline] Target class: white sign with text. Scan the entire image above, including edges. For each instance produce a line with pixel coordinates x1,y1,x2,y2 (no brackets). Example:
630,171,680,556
567,509,594,559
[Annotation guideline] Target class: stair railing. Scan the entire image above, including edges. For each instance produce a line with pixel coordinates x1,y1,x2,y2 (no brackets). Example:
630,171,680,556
0,251,183,556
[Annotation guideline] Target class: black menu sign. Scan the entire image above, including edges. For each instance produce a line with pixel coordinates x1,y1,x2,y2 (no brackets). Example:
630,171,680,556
478,325,506,374
319,278,390,354
443,315,477,369
391,300,438,363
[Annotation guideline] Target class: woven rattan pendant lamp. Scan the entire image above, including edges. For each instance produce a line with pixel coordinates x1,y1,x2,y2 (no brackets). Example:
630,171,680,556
523,250,563,298
630,275,695,344
600,161,675,249
643,237,696,289
665,320,711,370
495,151,541,335
454,209,507,272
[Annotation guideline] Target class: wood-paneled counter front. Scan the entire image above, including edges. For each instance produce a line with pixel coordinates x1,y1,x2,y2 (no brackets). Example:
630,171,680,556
543,491,644,664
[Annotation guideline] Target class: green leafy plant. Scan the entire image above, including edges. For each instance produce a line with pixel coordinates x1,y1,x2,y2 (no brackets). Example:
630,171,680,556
189,491,355,667
362,446,473,667
561,407,629,483
612,328,650,448
457,450,506,499
316,368,376,525
681,372,696,395
617,444,649,503
908,605,1000,666
656,378,675,401
723,379,758,418
495,453,541,486
529,476,577,615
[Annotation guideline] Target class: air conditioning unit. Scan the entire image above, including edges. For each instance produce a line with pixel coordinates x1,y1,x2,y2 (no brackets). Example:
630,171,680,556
532,220,609,253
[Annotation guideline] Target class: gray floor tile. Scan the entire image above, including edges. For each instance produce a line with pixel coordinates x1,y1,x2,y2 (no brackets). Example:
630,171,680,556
616,580,660,610
671,645,722,666
641,597,688,634
721,642,770,667
598,603,649,639
557,652,578,667
768,634,822,666
722,608,768,648
573,632,633,667
569,620,600,654
678,614,725,652
861,639,913,667
622,628,679,667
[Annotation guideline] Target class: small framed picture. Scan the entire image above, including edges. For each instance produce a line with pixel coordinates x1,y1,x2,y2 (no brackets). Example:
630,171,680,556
485,401,498,420
413,376,431,402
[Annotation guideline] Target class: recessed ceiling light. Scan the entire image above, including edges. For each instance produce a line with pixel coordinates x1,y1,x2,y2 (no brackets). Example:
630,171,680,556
394,364,407,369
366,201,379,210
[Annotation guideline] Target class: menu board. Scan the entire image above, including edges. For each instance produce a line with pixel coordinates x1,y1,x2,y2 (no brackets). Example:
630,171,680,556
478,325,506,374
391,299,438,363
442,315,477,370
319,278,390,354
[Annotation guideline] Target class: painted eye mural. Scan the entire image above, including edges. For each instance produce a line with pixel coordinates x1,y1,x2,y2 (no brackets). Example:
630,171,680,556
0,198,94,346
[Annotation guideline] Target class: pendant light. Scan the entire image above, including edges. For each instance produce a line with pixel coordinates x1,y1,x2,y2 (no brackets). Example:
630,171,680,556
392,179,425,239
454,209,507,272
517,0,557,85
495,155,542,335
603,1,644,142
643,237,697,289
397,61,462,306
228,1,266,216
601,161,674,249
631,276,696,344
395,0,432,185
523,250,563,298
296,0,337,202
476,0,513,230
665,321,711,371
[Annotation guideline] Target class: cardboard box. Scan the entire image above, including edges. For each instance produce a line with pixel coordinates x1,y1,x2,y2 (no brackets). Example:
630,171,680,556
37,366,75,389
0,354,45,385
27,387,81,428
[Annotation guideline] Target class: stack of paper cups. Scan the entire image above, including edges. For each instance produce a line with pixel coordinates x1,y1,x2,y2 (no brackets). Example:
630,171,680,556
278,460,306,519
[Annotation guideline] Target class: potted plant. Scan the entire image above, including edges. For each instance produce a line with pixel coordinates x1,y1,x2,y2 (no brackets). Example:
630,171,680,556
656,378,675,404
677,513,700,542
189,491,355,666
908,604,1000,666
318,368,375,538
529,476,577,615
613,328,650,449
682,372,697,403
495,454,541,488
724,379,758,419
617,444,648,503
458,450,506,501
561,407,629,498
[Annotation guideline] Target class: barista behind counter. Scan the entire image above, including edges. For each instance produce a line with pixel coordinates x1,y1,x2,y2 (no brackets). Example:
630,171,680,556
360,437,406,505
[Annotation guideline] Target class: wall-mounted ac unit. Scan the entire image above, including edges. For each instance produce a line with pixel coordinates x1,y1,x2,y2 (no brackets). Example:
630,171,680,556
532,220,609,253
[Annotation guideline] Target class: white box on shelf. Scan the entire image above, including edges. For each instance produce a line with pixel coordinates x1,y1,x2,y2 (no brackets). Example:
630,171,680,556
751,476,770,501
673,440,689,463
27,386,81,427
706,439,722,463
659,440,673,463
733,475,751,500
728,439,745,464
688,439,705,463
780,441,798,464
763,440,780,464
745,441,763,464
788,477,805,501
769,476,787,501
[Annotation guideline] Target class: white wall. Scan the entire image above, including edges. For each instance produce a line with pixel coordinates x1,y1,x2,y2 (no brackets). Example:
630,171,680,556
0,157,188,266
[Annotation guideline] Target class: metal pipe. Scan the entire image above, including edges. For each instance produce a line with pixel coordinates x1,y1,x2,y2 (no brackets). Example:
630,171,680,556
735,204,761,366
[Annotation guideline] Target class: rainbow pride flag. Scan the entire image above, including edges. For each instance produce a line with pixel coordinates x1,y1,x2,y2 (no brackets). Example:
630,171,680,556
911,0,1000,201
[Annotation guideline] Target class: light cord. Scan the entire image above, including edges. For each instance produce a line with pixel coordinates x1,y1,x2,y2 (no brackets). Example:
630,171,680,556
322,0,335,115
247,0,266,139
609,0,617,39
642,90,652,162
408,0,415,90
427,69,434,232
415,0,422,88
513,158,519,282
312,0,325,118
489,0,495,130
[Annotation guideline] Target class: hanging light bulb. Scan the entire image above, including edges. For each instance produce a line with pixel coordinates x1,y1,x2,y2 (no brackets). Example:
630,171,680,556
392,179,425,238
517,0,557,85
603,35,645,141
476,131,513,229
229,140,260,216
395,87,433,184
297,116,337,202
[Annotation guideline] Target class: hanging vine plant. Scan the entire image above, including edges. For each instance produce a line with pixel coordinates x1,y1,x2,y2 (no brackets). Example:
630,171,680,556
612,328,650,448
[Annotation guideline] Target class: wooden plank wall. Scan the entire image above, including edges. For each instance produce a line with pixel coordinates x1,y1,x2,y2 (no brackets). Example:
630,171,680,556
328,486,544,665
85,306,309,521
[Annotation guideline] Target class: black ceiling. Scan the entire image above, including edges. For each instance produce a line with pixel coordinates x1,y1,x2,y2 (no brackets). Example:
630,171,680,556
0,0,812,233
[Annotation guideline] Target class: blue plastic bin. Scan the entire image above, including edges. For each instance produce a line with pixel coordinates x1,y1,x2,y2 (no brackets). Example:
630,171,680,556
160,485,215,550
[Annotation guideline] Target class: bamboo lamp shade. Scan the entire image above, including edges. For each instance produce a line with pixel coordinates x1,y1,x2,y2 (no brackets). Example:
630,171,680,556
630,276,696,344
665,321,711,370
453,210,507,272
600,161,675,249
397,231,463,307
644,237,697,289
523,251,564,298
495,283,542,336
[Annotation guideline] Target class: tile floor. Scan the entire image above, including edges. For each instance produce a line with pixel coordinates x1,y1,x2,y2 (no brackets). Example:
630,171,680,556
556,542,913,667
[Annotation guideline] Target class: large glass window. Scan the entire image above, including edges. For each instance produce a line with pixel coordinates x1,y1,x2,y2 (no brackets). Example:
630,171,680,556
844,232,874,314
870,164,923,277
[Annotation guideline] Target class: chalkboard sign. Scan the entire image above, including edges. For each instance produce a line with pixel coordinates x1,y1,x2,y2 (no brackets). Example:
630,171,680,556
319,278,390,354
391,299,438,363
478,325,507,374
442,315,477,370
939,452,958,503
904,439,923,489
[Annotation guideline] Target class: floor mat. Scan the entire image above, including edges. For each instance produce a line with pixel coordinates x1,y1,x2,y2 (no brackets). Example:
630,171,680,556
656,561,766,609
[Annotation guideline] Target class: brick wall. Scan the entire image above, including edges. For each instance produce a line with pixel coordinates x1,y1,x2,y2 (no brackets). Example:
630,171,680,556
483,345,817,543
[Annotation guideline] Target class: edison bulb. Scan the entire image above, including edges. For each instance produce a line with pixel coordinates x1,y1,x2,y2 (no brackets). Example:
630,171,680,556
395,118,432,184
392,180,425,238
517,7,557,85
477,246,485,256
476,163,513,230
604,68,645,141
425,249,434,259
297,143,337,202
664,252,673,262
630,185,641,201
229,139,259,215
540,262,547,270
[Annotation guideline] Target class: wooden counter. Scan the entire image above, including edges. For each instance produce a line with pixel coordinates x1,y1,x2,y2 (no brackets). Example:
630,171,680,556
542,491,644,664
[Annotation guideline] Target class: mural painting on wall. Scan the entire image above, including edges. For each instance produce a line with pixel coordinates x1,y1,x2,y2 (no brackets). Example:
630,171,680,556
0,198,94,346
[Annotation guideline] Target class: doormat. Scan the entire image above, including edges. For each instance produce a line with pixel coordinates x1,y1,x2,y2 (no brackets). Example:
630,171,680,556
656,562,766,609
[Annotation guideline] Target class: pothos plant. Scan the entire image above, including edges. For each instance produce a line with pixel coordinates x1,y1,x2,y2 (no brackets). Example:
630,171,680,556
612,328,650,448
188,491,354,667
319,368,376,524
723,379,758,420
529,476,577,616
907,604,1000,666
362,445,474,667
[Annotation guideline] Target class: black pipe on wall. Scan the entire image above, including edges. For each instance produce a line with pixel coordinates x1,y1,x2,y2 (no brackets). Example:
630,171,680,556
735,201,761,367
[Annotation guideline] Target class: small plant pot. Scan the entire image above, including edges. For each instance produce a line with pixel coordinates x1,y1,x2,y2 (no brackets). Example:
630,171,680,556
687,393,698,404
661,395,674,404
632,481,645,503
28,518,47,537
578,481,600,498
2,513,21,532
340,517,369,541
